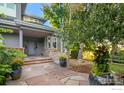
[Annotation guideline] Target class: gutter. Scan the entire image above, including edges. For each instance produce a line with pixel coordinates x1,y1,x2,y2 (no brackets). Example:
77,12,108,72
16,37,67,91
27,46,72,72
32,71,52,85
0,18,58,33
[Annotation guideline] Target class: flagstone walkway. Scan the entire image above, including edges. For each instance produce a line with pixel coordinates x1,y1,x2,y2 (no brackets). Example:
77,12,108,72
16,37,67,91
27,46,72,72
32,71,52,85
6,63,89,85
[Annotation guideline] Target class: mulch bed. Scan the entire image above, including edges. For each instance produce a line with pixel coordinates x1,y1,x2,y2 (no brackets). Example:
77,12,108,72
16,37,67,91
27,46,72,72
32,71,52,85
68,59,92,74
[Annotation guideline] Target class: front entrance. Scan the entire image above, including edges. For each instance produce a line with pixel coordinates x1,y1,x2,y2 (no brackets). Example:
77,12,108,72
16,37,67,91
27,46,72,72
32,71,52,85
24,37,45,56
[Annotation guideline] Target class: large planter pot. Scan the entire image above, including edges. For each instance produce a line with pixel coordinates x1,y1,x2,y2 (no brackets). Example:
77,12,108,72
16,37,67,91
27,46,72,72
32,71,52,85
0,75,6,85
89,73,103,85
60,61,67,67
89,73,115,85
11,69,22,80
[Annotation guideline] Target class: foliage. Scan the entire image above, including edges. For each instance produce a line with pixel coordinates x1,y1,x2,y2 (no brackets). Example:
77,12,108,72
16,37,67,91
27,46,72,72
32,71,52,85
0,75,6,85
43,4,124,61
111,49,124,64
0,13,7,19
70,48,79,59
116,49,124,58
0,64,12,76
59,55,67,61
92,45,110,76
82,51,95,61
0,13,13,46
0,47,26,65
7,49,27,59
43,3,69,30
0,47,13,64
10,58,24,70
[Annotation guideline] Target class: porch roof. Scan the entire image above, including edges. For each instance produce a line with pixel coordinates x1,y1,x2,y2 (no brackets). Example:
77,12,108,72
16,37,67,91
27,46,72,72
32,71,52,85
0,18,57,33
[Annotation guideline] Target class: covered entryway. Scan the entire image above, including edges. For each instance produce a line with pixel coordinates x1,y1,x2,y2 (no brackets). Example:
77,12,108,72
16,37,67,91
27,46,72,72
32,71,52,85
24,37,45,56
21,25,53,56
0,19,58,56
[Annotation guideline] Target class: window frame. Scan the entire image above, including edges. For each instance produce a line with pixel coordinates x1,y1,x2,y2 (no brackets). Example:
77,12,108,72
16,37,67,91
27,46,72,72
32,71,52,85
6,3,16,10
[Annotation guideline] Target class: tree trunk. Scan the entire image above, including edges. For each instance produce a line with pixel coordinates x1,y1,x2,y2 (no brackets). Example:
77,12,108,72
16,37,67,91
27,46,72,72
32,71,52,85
111,43,117,63
78,43,84,63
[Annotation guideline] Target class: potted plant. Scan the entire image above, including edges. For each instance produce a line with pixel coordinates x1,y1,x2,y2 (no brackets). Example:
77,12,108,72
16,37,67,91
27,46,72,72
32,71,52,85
59,55,67,67
10,58,24,80
89,45,113,85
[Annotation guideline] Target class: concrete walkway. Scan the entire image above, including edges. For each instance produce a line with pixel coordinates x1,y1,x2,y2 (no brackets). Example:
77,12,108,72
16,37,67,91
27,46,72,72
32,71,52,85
6,63,89,85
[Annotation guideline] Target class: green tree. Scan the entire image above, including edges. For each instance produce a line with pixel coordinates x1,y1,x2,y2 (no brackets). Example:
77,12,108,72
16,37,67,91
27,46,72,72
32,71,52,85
89,4,124,61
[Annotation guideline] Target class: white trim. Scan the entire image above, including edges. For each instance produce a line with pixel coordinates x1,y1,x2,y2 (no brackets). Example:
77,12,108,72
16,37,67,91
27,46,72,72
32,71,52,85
19,29,23,48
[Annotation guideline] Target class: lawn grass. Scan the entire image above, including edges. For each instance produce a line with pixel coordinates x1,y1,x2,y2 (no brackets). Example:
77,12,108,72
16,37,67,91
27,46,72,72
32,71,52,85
110,63,124,74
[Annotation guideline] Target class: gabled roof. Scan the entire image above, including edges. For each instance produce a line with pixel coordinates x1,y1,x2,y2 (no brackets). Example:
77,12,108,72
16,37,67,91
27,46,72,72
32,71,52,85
23,13,47,24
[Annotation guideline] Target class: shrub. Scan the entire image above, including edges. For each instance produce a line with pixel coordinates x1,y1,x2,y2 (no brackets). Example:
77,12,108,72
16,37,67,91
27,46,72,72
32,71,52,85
11,58,24,70
0,47,13,64
0,47,26,65
7,49,27,59
116,49,124,60
59,55,67,61
0,64,12,76
70,48,79,59
0,75,6,85
82,51,95,62
92,45,110,76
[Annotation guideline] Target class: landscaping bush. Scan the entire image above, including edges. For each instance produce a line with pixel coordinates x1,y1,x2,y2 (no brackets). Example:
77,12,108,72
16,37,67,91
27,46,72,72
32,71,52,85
0,47,26,65
116,49,124,60
0,47,26,82
82,51,95,62
70,48,79,59
59,55,67,61
0,64,12,77
7,49,27,59
92,45,110,76
0,47,13,64
0,75,6,85
10,58,24,70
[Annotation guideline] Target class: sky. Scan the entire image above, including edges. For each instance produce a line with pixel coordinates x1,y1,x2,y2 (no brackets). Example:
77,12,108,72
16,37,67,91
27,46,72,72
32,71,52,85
25,3,51,26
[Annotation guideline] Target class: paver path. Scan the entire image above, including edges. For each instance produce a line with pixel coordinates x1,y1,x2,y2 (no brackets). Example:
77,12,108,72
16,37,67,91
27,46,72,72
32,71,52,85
6,63,89,85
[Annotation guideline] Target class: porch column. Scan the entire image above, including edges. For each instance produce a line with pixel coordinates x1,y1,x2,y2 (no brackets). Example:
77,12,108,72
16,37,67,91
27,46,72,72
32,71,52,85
19,29,23,48
50,36,53,49
44,37,47,49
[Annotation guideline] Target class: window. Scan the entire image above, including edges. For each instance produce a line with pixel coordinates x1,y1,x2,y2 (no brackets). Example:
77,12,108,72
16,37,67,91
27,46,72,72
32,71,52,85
53,42,56,48
35,42,38,48
6,4,16,9
53,37,57,48
0,3,4,6
47,37,51,48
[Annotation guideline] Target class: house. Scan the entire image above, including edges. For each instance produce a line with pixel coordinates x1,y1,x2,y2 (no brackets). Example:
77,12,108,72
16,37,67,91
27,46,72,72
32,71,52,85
0,3,61,56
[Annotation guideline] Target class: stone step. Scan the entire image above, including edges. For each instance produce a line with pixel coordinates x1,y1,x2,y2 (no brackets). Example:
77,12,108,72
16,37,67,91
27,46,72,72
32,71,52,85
24,60,53,65
24,57,52,62
24,57,53,65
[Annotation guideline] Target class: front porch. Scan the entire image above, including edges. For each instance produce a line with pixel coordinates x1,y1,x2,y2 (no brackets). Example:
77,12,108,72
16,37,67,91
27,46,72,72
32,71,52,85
1,18,59,57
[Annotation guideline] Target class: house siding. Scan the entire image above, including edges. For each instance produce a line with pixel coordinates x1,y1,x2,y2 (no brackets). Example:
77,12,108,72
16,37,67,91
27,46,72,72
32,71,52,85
3,33,20,48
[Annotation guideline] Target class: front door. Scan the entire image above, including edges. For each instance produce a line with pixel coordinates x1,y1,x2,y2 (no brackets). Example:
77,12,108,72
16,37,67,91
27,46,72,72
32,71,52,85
24,40,36,56
24,37,45,56
28,41,36,56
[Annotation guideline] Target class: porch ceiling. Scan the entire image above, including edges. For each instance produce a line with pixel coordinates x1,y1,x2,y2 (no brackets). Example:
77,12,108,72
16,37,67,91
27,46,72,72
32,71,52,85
22,29,52,38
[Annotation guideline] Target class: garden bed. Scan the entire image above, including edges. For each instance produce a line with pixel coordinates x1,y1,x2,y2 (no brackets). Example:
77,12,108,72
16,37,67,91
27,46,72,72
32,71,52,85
68,59,92,73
